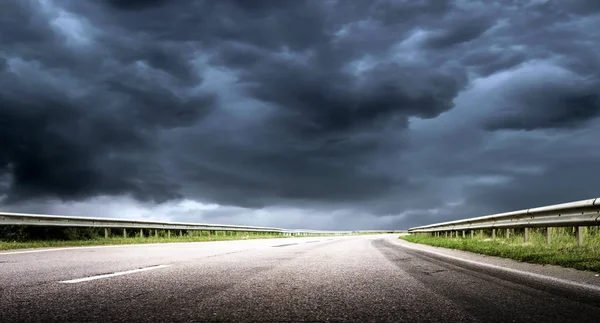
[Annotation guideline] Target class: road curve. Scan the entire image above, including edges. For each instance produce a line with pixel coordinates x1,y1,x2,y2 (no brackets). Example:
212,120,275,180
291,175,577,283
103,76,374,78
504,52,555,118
1,235,599,322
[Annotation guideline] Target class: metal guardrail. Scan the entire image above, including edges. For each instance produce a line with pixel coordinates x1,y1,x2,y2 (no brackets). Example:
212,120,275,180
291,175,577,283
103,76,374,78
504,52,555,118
350,230,407,233
0,212,400,236
408,197,600,246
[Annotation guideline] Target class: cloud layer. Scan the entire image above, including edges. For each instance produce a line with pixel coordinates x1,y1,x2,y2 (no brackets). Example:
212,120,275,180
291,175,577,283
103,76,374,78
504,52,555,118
1,0,599,229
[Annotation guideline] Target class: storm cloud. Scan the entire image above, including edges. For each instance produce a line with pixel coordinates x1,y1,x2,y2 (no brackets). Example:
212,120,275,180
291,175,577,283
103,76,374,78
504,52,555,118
1,0,599,229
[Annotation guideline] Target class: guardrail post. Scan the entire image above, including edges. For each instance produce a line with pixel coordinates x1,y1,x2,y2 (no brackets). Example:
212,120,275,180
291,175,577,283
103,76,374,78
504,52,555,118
523,228,529,243
470,230,473,239
168,230,171,239
123,228,127,238
492,229,496,240
140,229,144,238
506,229,510,239
546,227,551,245
479,230,483,240
462,230,465,239
155,229,158,238
575,226,583,247
445,231,448,238
104,228,109,239
179,230,182,237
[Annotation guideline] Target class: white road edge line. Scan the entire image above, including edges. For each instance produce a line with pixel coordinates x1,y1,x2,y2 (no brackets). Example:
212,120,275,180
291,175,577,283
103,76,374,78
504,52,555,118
59,265,171,284
0,243,208,255
0,237,339,256
390,239,600,293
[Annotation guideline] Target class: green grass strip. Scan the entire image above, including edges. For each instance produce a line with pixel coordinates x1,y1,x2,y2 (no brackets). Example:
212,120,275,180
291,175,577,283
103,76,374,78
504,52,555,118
400,233,600,272
0,234,293,251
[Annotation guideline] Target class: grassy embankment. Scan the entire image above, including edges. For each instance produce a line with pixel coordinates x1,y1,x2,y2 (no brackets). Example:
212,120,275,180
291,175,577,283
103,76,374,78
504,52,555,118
400,227,600,272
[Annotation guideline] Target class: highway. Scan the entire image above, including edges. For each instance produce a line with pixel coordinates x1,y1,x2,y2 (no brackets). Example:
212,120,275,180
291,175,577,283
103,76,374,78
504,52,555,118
1,235,599,322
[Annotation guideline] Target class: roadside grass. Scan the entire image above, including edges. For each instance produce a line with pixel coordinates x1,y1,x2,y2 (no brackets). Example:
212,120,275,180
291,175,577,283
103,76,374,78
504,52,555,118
0,233,293,251
0,230,394,251
400,227,600,272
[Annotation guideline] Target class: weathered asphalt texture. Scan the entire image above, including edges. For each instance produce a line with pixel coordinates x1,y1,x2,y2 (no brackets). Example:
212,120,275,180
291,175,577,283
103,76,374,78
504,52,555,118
1,235,599,322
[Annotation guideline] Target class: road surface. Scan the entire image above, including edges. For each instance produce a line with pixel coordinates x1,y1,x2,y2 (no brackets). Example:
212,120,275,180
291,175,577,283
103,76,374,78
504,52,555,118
1,235,599,322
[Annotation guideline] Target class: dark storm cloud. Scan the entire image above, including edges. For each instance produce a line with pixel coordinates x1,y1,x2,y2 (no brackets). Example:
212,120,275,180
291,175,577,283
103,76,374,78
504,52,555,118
484,79,600,131
422,17,493,49
461,50,527,76
0,64,195,202
106,0,169,11
235,60,461,135
0,0,214,203
559,0,600,15
1,0,600,228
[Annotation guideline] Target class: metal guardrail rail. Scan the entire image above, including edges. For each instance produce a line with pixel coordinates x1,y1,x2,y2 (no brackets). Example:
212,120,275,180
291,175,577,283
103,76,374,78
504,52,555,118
0,212,400,236
0,212,283,232
351,230,407,234
408,197,600,246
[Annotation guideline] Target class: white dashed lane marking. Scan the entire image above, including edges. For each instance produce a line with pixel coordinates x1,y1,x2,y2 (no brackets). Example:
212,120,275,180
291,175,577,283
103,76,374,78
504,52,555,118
59,265,171,284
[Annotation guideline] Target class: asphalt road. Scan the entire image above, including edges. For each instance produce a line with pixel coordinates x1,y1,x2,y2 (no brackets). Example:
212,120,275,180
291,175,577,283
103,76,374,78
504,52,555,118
1,235,599,322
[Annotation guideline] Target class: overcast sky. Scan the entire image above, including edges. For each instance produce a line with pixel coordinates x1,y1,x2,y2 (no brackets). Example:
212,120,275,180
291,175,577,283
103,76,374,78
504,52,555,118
1,0,600,230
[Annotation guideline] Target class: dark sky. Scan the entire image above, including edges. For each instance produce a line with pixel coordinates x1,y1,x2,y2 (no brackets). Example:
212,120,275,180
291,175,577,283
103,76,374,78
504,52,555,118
1,0,600,230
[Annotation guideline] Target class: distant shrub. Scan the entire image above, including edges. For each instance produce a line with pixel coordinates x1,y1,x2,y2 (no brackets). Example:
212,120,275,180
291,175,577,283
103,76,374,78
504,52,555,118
0,225,103,242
